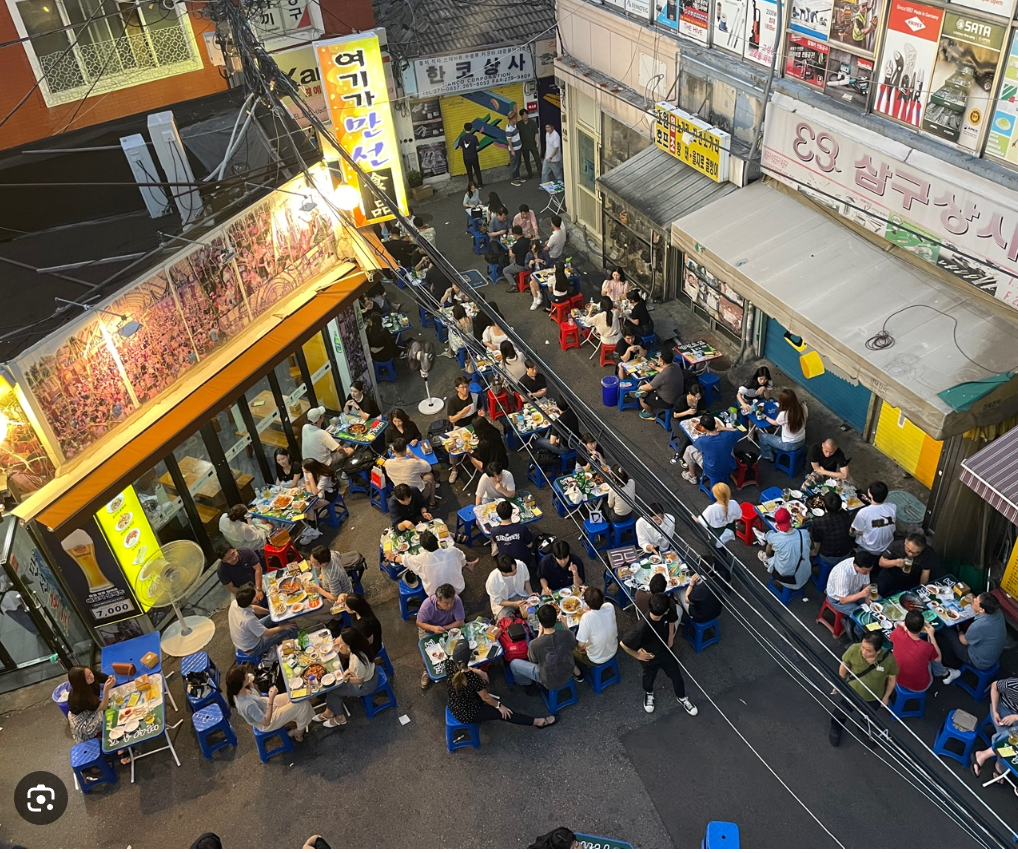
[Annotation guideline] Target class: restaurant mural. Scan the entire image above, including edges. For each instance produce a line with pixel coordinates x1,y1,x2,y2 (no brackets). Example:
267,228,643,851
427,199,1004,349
0,389,55,497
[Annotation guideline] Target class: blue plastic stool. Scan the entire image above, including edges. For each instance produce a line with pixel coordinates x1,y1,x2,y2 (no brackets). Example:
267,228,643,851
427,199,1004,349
703,821,740,848
398,578,425,621
640,333,658,351
528,460,549,489
603,569,631,609
551,488,569,518
446,706,481,751
559,450,577,475
977,712,999,749
418,304,436,329
346,469,370,497
472,231,490,254
582,517,611,558
813,554,841,593
683,617,721,653
253,724,294,763
376,645,394,678
889,684,927,719
618,380,641,412
379,546,400,581
456,347,468,369
320,493,349,528
933,710,978,766
774,446,806,477
957,662,1000,701
610,515,637,547
70,739,117,793
348,566,366,595
456,505,483,546
699,472,718,498
654,408,673,433
582,656,621,695
235,649,262,666
193,704,238,759
699,372,722,406
760,487,784,503
369,481,389,514
181,651,220,689
374,358,397,384
767,578,806,606
542,679,579,714
487,261,502,284
361,670,398,719
434,318,449,344
185,680,231,718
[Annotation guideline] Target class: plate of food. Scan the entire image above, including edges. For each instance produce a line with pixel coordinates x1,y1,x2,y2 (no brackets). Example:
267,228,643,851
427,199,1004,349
108,726,125,742
304,664,326,681
560,596,582,614
273,495,293,510
415,522,429,532
812,508,825,516
531,412,544,425
115,511,134,532
289,677,304,691
123,528,141,549
106,494,125,515
286,590,306,605
124,719,140,733
398,541,410,552
790,490,803,499
649,555,662,564
321,673,337,687
291,601,306,613
347,423,367,436
526,595,541,607
280,578,302,594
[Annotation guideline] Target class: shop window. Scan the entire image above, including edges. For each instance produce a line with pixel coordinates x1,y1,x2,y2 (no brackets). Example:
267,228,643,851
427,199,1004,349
601,114,653,174
577,129,597,194
303,334,341,412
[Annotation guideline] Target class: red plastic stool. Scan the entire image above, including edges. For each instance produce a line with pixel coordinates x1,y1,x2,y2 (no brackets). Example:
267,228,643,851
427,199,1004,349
568,292,585,311
559,321,582,351
486,389,512,418
730,457,759,489
816,598,845,638
550,302,572,325
733,502,764,546
516,271,530,293
264,539,301,571
599,343,617,367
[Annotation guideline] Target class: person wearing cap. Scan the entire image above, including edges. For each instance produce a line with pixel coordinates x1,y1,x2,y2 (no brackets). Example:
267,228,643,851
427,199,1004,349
758,508,812,591
302,406,341,465
445,639,556,729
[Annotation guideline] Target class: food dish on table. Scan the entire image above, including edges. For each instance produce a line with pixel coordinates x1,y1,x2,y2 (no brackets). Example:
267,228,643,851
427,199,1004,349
347,423,367,436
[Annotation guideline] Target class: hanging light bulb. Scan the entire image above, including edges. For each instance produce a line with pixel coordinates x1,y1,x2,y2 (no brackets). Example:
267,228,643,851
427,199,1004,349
334,183,361,211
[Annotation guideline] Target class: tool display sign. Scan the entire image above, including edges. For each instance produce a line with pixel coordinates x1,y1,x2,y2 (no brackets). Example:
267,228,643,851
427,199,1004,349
872,0,944,129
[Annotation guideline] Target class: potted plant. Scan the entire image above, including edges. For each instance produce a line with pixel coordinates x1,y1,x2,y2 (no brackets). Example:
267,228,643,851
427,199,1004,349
407,169,433,201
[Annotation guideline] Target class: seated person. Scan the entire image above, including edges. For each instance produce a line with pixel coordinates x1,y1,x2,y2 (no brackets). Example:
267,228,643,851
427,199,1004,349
447,376,479,426
573,587,618,670
605,466,636,523
736,366,773,411
345,380,381,419
218,546,263,600
668,384,705,459
385,408,422,446
470,414,509,472
638,349,684,419
444,305,474,364
387,437,436,505
312,628,382,729
586,296,621,348
682,572,722,623
274,448,301,488
534,398,577,457
228,583,298,658
636,502,675,555
681,414,741,486
389,483,432,531
890,611,942,693
972,678,1018,780
578,433,607,474
622,288,653,338
825,553,876,638
759,509,812,590
365,311,399,363
501,341,527,382
485,554,533,620
523,240,552,307
932,592,1007,685
537,539,586,593
520,359,548,399
809,492,855,565
308,545,354,604
509,603,580,694
501,226,532,290
615,333,647,381
219,504,270,552
491,500,535,567
802,439,851,490
877,532,942,597
475,463,516,505
850,481,897,558
417,584,466,688
547,263,577,307
226,663,314,742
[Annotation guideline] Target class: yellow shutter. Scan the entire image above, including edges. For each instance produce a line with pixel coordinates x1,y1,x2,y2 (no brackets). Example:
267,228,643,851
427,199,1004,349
441,84,524,177
872,401,943,489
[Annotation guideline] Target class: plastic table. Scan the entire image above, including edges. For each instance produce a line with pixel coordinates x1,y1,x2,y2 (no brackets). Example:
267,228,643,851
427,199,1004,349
102,632,162,686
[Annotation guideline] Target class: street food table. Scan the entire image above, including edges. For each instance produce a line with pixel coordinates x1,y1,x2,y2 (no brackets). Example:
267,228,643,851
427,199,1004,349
851,575,975,639
505,403,554,447
380,519,453,574
263,563,326,622
278,627,345,701
381,312,412,336
605,546,692,607
539,181,566,216
328,416,388,446
676,409,746,443
675,340,722,373
523,587,591,632
552,472,610,521
420,618,503,682
618,356,660,381
249,485,314,525
474,493,543,536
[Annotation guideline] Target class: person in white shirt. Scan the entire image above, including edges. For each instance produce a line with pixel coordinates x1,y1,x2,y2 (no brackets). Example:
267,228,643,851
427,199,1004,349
606,467,636,522
573,587,618,667
636,502,675,554
475,463,516,505
482,321,509,352
587,296,622,347
386,531,477,595
542,124,563,183
850,481,897,555
228,585,297,658
486,554,533,620
219,504,271,551
693,483,741,546
825,553,876,638
759,389,808,462
386,436,436,504
500,341,527,383
301,406,340,465
546,215,566,261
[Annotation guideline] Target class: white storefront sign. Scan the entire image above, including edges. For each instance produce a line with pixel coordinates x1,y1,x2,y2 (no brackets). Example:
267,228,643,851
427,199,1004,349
413,46,535,97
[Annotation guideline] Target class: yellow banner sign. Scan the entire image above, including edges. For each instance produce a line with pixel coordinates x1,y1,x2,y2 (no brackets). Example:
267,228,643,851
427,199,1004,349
653,101,731,183
1002,538,1018,600
94,486,160,611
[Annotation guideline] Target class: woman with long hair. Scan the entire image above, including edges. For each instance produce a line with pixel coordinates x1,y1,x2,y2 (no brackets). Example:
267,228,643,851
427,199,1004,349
274,448,300,488
463,181,481,209
446,639,555,729
500,340,526,382
548,262,576,306
385,408,422,447
759,388,808,462
66,666,116,744
226,663,314,741
601,268,628,303
344,593,383,659
587,295,621,347
694,482,742,545
737,365,774,410
622,288,654,338
311,628,381,728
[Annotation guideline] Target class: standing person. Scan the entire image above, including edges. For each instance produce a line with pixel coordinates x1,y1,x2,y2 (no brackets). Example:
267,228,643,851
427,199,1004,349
510,603,580,695
759,508,812,591
506,116,523,186
459,122,483,187
416,583,466,688
518,109,542,179
546,216,566,262
829,631,898,746
542,124,564,184
850,481,897,558
758,389,808,463
889,611,941,693
621,593,698,715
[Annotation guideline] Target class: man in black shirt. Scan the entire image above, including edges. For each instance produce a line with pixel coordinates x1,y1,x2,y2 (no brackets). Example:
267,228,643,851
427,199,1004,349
621,593,698,716
517,109,542,179
459,123,482,187
390,483,432,530
810,492,855,563
535,398,577,457
217,546,263,599
682,573,722,622
520,359,548,399
802,439,851,490
491,500,535,568
537,539,586,592
502,226,532,290
877,532,942,596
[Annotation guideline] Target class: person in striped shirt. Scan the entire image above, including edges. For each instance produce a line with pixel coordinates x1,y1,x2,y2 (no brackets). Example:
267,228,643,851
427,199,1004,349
825,552,876,639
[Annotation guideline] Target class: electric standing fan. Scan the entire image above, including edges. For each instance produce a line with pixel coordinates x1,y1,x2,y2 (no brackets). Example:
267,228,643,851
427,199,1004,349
138,540,216,656
407,338,444,415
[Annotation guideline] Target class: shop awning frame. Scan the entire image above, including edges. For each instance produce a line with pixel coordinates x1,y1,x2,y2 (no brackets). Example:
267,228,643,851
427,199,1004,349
670,181,1018,440
960,425,1018,527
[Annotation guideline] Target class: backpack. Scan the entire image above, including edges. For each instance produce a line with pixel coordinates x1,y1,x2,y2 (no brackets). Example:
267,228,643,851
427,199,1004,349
497,616,530,662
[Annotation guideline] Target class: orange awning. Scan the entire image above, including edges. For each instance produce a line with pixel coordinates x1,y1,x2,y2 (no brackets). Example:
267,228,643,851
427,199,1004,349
24,273,366,532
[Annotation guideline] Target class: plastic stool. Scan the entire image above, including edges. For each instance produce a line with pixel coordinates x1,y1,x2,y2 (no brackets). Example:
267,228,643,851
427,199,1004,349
581,656,621,694
253,725,294,763
374,358,397,384
760,486,784,503
542,678,579,714
193,704,238,759
347,469,370,497
767,578,806,606
456,347,468,369
815,598,845,638
379,546,400,581
70,739,117,793
528,460,550,489
376,645,394,678
699,472,717,498
320,494,350,528
398,577,425,621
487,262,501,284
654,408,672,433
734,502,764,545
957,662,1001,701
486,389,511,419
699,372,722,406
599,343,617,367
418,304,435,329
434,318,449,344
618,379,641,412
264,540,301,571
361,670,398,719
369,481,389,514
516,270,530,293
610,515,637,547
550,302,572,325
456,504,483,546
774,446,806,477
730,457,759,489
559,321,582,351
558,450,577,475
235,649,262,666
640,333,658,351
933,710,978,766
813,554,841,593
185,681,231,719
703,821,740,849
472,231,490,254
683,617,720,653
181,651,220,689
446,706,481,752
889,684,927,719
582,517,611,558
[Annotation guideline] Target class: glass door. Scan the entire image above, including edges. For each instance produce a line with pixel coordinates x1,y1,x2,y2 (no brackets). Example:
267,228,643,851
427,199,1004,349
575,128,600,237
274,355,312,458
168,433,232,549
303,333,342,413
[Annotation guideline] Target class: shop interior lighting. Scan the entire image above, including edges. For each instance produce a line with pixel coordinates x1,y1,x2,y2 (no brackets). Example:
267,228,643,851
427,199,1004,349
54,297,143,338
333,182,361,211
244,181,317,212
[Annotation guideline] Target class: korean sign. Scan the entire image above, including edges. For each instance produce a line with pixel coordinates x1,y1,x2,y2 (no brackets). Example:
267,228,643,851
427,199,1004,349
653,102,732,182
251,0,314,41
316,31,407,226
743,0,781,67
762,97,1018,309
273,45,328,129
606,0,652,18
655,0,708,43
786,35,830,89
413,46,534,97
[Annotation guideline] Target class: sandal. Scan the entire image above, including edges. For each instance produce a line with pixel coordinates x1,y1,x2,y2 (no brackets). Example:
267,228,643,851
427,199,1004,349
323,717,347,728
456,533,468,544
973,761,983,778
536,715,557,729
312,713,329,723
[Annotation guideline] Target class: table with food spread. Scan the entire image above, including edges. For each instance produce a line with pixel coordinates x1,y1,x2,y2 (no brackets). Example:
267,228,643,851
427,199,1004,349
677,408,746,443
522,587,591,632
552,471,611,520
277,628,345,701
438,425,478,458
617,355,660,381
249,486,314,524
851,575,975,639
328,416,388,445
263,562,326,623
615,549,693,597
506,402,555,440
675,340,722,371
381,519,453,559
381,312,412,336
755,485,866,533
419,618,504,682
101,672,180,782
474,493,543,536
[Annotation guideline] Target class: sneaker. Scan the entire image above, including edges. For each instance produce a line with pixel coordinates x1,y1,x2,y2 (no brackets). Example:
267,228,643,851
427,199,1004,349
681,471,697,483
678,696,698,716
639,411,655,420
420,671,431,689
511,180,523,187
643,692,656,714
942,668,962,685
573,670,585,684
449,467,457,484
756,549,769,563
530,300,542,311
670,454,679,465
829,721,842,746
441,350,455,359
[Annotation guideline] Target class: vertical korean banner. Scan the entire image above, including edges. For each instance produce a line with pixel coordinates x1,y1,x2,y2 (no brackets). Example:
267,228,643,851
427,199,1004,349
316,31,408,226
872,0,944,128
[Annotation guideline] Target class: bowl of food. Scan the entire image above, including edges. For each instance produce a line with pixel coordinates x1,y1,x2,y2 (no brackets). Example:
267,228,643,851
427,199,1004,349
649,555,662,564
321,673,337,687
347,423,367,436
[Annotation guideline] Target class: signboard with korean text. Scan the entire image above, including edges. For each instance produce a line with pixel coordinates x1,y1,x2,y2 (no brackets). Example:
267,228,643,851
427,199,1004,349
986,32,1018,166
94,487,160,612
744,0,781,66
789,0,834,40
713,0,747,54
825,48,873,108
786,34,830,87
316,31,408,226
828,0,882,55
1002,537,1018,600
653,101,732,182
273,44,328,129
251,0,314,42
675,0,711,43
761,97,1018,309
872,0,944,128
412,46,534,98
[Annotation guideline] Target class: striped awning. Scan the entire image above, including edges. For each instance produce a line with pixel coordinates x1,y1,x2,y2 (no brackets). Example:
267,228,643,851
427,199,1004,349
960,425,1018,526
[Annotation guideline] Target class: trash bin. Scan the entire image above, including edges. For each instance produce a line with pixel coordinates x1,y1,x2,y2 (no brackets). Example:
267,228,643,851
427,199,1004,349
601,376,620,408
52,680,70,717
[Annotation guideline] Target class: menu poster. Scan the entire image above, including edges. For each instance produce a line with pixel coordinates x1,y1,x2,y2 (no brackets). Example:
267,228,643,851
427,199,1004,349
789,0,834,40
94,486,160,612
985,32,1018,165
786,34,831,87
871,0,944,128
828,0,881,55
825,48,874,108
712,0,747,54
744,0,781,65
921,12,1005,151
43,520,140,629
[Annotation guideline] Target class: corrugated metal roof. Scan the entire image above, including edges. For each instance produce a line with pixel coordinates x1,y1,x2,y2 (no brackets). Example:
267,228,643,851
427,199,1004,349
596,146,737,232
960,426,1018,527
